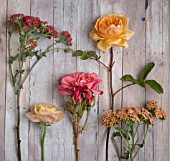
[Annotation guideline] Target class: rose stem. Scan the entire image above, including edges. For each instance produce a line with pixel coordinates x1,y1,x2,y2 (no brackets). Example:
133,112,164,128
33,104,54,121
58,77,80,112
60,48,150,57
105,47,114,161
72,106,80,161
78,111,90,134
41,124,47,161
76,117,80,161
112,83,135,97
90,58,109,70
16,89,21,161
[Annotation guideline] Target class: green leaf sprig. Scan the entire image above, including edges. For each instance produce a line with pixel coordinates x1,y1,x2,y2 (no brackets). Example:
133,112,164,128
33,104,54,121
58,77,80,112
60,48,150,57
121,62,163,94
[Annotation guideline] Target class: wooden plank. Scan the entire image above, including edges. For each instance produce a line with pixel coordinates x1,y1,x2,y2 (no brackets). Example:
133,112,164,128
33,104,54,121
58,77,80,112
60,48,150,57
52,0,77,160
160,0,169,160
29,1,54,161
0,0,7,160
122,1,146,161
5,1,30,161
98,1,123,161
145,0,169,160
76,1,100,161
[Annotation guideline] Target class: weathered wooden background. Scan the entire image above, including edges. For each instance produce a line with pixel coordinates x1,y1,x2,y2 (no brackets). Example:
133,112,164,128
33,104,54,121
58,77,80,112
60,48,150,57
0,0,169,161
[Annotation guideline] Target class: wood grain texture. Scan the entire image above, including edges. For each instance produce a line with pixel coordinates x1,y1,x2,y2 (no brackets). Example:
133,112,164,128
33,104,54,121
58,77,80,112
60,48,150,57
0,0,7,160
1,0,169,161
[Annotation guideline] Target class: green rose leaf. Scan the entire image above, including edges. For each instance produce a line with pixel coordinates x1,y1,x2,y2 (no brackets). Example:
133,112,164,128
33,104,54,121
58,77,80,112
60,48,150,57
145,80,164,94
137,79,145,87
121,74,135,83
87,51,98,59
139,62,155,80
73,50,83,57
81,51,89,60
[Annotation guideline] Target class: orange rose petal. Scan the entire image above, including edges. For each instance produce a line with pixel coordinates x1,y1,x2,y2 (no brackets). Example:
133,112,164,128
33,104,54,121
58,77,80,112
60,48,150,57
108,38,129,48
119,29,134,40
91,14,134,51
108,14,129,28
89,29,104,41
97,40,112,52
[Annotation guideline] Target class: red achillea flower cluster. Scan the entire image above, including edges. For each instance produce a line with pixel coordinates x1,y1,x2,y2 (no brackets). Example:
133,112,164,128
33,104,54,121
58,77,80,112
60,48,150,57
47,25,59,39
23,16,41,28
9,14,24,21
26,38,38,51
62,31,72,45
7,13,59,39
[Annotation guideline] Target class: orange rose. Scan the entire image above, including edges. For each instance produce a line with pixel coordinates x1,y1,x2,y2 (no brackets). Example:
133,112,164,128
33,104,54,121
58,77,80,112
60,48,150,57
26,104,64,124
89,14,134,52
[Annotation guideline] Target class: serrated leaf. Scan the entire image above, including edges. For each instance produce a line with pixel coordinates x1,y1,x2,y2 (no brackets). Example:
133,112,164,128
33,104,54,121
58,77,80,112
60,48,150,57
113,132,121,138
114,127,130,140
121,74,135,83
12,76,17,87
121,152,130,159
8,55,19,64
139,62,155,80
136,143,144,148
145,80,163,94
26,52,34,57
73,50,83,57
81,52,89,60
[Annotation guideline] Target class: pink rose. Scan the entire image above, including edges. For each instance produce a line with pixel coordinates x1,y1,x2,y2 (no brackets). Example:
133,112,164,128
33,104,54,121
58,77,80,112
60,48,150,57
58,72,103,104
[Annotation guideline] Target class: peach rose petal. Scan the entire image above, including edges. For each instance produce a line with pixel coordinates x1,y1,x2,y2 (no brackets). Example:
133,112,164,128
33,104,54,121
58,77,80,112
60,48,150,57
89,29,104,41
108,38,129,48
119,29,134,40
90,14,134,51
26,104,64,124
97,40,113,52
26,112,40,122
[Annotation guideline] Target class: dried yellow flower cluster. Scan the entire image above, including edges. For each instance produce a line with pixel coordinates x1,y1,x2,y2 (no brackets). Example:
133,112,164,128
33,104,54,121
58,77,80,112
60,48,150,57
117,107,153,124
102,107,153,128
101,110,120,128
102,100,166,128
146,100,167,120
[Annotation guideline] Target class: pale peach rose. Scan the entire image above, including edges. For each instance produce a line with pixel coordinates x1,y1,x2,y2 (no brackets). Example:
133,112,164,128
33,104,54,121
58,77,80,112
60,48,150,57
89,14,134,52
26,104,64,124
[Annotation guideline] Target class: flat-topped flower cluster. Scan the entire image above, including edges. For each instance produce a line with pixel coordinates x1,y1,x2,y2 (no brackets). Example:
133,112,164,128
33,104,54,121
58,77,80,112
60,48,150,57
102,100,166,128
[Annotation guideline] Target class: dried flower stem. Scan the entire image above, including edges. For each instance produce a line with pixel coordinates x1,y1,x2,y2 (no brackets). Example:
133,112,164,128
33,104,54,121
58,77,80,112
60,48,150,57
8,33,14,81
132,124,149,160
41,124,47,161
